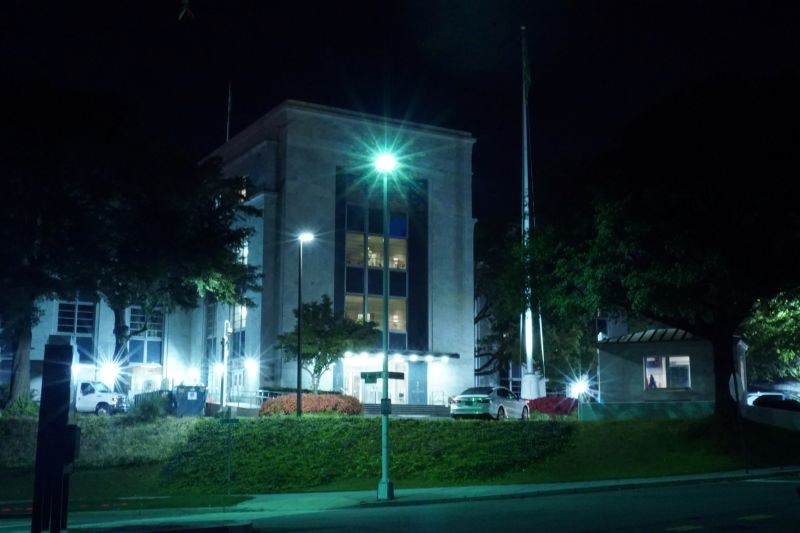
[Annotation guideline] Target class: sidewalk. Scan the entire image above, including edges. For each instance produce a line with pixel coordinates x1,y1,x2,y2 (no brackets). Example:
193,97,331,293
2,465,798,532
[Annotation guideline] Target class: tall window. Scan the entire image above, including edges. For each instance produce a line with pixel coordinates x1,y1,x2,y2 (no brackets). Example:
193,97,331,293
128,307,164,365
204,299,217,386
644,355,691,389
344,205,408,350
57,298,96,363
231,304,246,359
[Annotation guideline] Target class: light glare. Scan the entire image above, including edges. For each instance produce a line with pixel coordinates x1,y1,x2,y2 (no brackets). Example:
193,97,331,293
299,232,314,243
374,152,398,173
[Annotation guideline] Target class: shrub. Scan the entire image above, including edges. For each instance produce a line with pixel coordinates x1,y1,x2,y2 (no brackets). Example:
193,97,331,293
127,393,173,422
528,396,578,416
1,396,40,418
259,393,362,416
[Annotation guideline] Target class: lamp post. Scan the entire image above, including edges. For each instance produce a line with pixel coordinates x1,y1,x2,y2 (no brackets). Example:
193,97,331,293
296,232,314,417
374,151,397,501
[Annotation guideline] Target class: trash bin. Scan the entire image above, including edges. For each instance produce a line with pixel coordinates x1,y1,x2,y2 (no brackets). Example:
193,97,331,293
173,385,207,417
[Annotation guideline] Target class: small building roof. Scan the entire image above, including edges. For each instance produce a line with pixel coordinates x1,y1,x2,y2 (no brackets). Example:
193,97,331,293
601,328,695,344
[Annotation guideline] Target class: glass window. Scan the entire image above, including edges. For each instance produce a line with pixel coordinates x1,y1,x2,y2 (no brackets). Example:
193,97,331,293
56,300,96,363
389,298,407,331
669,356,691,388
346,266,365,293
345,294,365,322
205,299,217,338
346,232,365,266
644,355,691,389
389,271,407,297
129,306,164,365
368,208,383,234
346,205,365,231
366,296,383,327
366,235,384,267
389,212,407,238
388,239,407,270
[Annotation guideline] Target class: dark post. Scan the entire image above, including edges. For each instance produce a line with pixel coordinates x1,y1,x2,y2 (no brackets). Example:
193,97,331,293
296,239,303,416
31,336,76,533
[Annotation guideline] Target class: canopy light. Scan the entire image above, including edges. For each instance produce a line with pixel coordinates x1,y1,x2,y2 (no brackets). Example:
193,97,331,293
374,152,398,174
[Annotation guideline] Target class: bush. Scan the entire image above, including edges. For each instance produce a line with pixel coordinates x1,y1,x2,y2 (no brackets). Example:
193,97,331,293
163,417,574,493
528,396,578,416
259,393,362,416
1,396,40,418
127,393,174,422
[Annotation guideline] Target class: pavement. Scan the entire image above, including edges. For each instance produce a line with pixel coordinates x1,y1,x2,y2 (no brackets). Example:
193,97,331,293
2,465,799,532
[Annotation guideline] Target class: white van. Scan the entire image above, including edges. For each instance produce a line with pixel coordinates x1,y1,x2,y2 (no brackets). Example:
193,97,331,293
75,381,129,415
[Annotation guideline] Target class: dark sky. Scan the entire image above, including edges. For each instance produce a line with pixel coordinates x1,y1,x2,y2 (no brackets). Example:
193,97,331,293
3,1,799,224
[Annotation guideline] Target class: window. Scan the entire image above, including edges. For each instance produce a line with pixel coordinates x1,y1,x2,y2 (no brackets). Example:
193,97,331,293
57,300,96,363
128,307,164,365
644,355,691,389
346,232,365,266
345,294,364,322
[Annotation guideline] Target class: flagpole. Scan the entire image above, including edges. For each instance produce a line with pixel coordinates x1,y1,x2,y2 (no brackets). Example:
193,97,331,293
520,26,545,400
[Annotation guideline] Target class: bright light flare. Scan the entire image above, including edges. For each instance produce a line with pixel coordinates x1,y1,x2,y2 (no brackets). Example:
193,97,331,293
99,361,121,388
374,152,398,174
298,232,314,243
214,362,225,375
244,358,259,375
568,375,590,399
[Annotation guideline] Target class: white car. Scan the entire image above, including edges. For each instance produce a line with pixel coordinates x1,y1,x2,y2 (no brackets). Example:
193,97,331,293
450,386,529,420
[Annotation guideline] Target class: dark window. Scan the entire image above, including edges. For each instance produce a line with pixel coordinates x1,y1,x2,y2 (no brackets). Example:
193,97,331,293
389,332,407,350
346,205,365,231
231,331,245,359
346,267,365,293
389,213,407,238
368,208,383,234
389,271,407,297
367,269,383,295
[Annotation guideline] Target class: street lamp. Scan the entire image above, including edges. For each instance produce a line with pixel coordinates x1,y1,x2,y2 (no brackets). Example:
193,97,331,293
296,231,314,416
374,151,397,501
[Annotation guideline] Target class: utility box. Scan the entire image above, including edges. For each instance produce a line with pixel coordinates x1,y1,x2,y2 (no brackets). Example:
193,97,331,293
173,385,207,417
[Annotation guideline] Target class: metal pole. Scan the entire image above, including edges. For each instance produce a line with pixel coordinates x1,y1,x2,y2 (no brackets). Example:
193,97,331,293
297,240,303,417
377,172,394,500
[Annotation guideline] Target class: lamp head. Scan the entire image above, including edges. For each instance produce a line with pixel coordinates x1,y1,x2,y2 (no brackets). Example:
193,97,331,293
374,152,398,174
298,232,314,243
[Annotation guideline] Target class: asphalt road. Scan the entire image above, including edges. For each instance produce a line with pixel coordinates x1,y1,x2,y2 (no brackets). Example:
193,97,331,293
251,478,800,532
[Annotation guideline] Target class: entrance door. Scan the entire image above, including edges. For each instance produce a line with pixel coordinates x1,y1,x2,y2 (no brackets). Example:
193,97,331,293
407,361,427,404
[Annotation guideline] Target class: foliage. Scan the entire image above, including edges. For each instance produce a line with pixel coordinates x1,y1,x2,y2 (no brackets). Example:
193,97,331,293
0,83,261,397
0,414,200,469
259,393,362,416
527,396,579,416
278,295,379,392
0,396,40,418
742,290,800,381
127,393,175,422
474,222,599,387
530,79,800,416
163,417,573,493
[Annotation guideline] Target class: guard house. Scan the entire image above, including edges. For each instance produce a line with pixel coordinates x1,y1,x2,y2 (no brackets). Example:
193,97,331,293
583,328,716,420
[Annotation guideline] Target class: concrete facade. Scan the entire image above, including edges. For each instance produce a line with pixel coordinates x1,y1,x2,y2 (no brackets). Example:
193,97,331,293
13,101,476,407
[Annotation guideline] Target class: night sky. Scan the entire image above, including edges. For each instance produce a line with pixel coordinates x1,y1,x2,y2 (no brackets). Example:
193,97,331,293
3,1,799,224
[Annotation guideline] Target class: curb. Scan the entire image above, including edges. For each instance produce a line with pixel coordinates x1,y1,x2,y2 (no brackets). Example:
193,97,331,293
354,466,800,509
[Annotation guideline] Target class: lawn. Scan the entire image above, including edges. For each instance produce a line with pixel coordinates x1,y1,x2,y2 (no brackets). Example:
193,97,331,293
1,414,798,509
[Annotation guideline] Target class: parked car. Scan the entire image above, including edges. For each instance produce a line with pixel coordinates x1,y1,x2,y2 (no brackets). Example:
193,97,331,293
75,380,129,415
450,386,529,420
747,391,800,411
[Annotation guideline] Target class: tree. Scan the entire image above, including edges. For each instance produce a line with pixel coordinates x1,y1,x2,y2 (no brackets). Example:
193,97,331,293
742,291,800,382
532,78,800,416
474,221,600,391
278,295,379,392
0,83,260,399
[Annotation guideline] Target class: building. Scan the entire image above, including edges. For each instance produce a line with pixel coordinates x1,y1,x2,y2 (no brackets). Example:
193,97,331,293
12,100,476,408
582,328,717,420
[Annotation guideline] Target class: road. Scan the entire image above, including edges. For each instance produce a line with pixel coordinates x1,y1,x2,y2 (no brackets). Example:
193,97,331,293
1,476,798,532
251,478,800,532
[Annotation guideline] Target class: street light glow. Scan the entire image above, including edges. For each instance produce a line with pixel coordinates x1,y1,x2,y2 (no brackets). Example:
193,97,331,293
298,232,314,243
99,361,120,387
568,375,590,398
244,357,259,375
374,152,398,173
214,362,225,375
